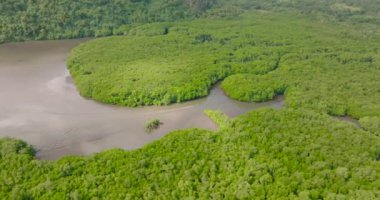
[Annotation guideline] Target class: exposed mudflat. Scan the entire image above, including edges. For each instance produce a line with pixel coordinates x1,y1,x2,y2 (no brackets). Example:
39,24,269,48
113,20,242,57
0,39,284,159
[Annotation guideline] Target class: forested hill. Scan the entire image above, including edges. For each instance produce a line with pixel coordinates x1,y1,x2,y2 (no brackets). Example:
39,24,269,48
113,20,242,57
1,0,379,44
231,0,380,23
0,0,216,43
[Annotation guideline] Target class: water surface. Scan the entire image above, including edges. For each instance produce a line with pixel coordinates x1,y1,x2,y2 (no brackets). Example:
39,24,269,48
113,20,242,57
0,39,283,159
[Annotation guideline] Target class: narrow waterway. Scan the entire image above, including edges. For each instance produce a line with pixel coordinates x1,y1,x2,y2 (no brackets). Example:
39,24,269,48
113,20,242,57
0,39,284,159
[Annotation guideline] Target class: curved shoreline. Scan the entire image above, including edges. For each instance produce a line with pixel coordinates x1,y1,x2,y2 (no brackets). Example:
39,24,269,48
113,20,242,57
0,39,284,160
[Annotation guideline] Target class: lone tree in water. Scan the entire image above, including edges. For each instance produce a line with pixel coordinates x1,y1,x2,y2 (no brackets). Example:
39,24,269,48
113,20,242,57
144,119,162,133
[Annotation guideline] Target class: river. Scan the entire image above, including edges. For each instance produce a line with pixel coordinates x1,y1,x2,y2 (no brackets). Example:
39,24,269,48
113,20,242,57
0,39,284,159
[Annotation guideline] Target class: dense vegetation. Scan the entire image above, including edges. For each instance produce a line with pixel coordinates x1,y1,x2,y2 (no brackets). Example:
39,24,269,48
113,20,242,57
360,117,380,137
1,0,380,43
1,108,379,199
204,109,230,129
68,11,380,120
226,0,380,24
1,0,380,199
0,0,216,43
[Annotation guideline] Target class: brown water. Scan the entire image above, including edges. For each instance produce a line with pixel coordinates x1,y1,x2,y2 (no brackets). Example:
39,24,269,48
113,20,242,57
0,39,284,160
335,116,361,127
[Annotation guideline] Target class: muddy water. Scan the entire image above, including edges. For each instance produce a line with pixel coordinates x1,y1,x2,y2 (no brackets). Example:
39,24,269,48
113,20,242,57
0,39,284,159
335,116,361,127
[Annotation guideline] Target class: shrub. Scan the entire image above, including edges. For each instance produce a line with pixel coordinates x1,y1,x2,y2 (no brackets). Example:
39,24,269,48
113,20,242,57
204,110,230,128
144,119,162,133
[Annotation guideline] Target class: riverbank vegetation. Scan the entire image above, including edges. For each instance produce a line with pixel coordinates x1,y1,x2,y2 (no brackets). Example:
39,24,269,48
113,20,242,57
1,0,380,199
1,108,379,199
204,110,230,128
68,10,380,120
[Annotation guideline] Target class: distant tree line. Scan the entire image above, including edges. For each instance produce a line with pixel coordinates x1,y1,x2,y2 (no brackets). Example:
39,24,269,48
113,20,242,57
0,0,217,43
1,0,379,44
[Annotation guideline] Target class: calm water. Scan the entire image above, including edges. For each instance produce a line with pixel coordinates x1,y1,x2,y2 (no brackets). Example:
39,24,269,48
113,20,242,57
0,39,284,159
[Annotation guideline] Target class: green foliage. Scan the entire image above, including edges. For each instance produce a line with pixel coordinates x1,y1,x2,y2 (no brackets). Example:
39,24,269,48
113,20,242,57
144,119,161,133
1,1,380,199
64,12,296,106
203,109,230,128
202,5,244,19
67,20,234,106
0,0,214,43
1,109,379,199
219,0,380,25
221,74,286,102
68,11,380,119
183,0,217,14
2,0,380,44
194,33,213,43
0,137,35,158
360,117,380,136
